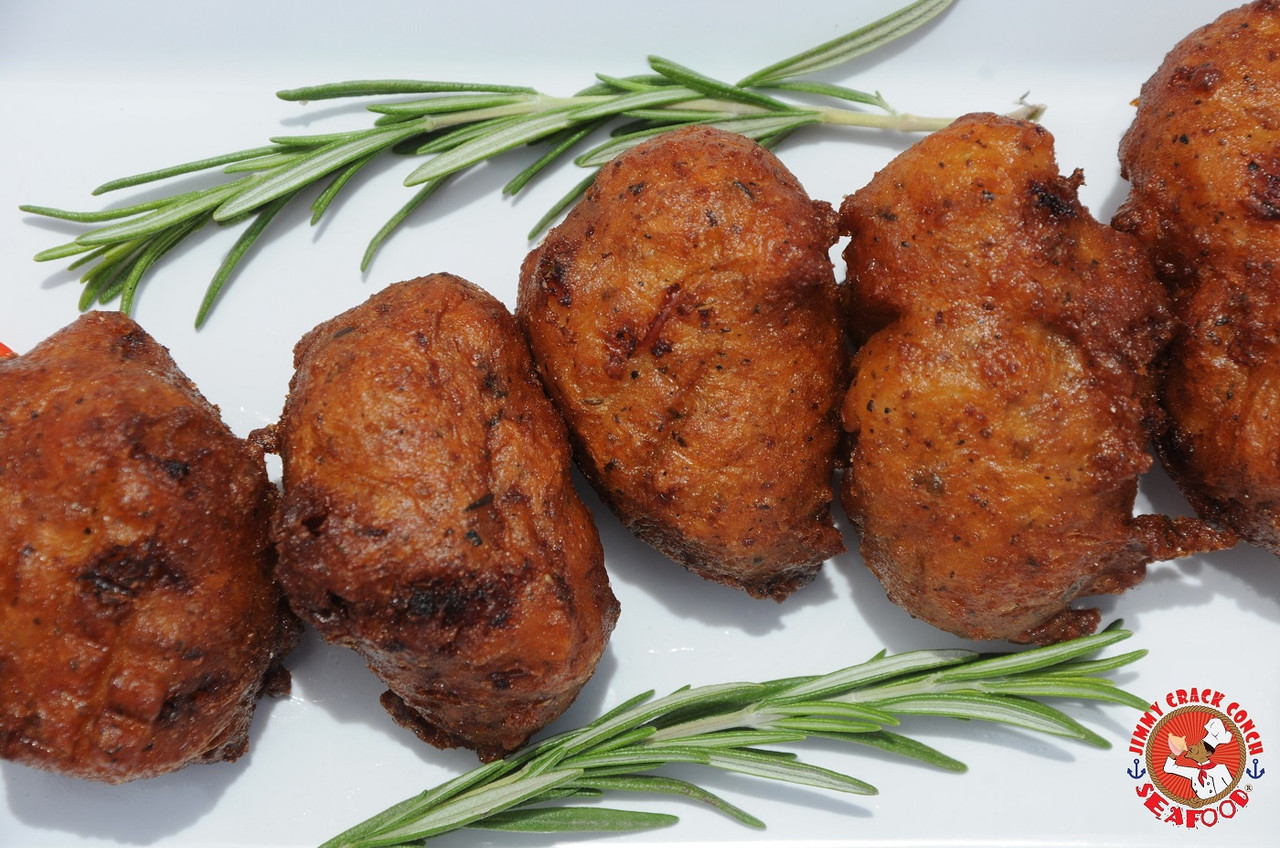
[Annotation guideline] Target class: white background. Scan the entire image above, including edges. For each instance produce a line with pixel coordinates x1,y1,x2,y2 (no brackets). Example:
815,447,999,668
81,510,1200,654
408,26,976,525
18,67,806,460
2,1,1276,846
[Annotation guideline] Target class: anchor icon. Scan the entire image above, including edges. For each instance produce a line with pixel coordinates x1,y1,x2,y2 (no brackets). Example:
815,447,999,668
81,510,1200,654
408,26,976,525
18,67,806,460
1246,758,1265,780
1128,758,1147,779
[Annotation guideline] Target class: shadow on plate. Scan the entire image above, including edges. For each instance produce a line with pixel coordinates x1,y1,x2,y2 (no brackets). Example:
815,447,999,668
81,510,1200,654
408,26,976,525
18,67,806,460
0,695,289,844
579,475,840,637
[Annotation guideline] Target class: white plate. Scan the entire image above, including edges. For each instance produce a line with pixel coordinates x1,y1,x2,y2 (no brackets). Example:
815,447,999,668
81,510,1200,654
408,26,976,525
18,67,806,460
2,1,1276,846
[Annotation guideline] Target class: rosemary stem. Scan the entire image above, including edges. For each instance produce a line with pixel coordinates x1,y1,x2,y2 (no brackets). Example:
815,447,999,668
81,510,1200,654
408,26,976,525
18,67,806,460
818,107,953,132
816,100,1045,132
653,97,773,117
425,95,601,129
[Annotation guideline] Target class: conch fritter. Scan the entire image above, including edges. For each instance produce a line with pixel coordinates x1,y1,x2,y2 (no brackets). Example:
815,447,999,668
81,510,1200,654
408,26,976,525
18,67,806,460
269,274,618,761
1113,0,1280,554
839,113,1234,644
516,125,847,601
0,312,298,783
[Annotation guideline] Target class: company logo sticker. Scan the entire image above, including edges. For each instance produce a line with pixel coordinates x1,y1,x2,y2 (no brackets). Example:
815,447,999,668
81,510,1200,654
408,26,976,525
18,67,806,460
1126,687,1265,829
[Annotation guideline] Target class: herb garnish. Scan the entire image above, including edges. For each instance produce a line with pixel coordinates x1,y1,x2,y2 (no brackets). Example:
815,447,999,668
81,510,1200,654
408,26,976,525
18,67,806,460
19,0,1041,327
321,623,1143,847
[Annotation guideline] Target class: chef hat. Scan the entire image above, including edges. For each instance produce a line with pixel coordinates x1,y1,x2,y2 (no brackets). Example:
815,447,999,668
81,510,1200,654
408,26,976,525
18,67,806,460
1203,717,1232,751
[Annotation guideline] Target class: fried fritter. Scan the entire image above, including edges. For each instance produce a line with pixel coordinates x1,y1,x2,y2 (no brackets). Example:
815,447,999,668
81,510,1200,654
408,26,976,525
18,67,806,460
1113,0,1280,554
0,312,298,783
838,113,1234,644
516,125,846,601
269,274,618,761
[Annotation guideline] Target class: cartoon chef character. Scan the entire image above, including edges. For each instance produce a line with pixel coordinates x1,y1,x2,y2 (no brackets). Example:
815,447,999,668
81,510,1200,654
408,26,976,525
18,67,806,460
1164,717,1235,800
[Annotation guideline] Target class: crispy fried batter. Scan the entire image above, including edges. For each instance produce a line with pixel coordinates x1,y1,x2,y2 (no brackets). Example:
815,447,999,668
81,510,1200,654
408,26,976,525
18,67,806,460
270,274,618,761
839,113,1234,644
0,312,298,783
516,125,847,601
1113,0,1280,553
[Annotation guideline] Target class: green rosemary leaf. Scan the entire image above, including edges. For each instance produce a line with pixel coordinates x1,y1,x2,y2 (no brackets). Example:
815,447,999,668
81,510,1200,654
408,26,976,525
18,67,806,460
564,726,659,760
360,176,447,271
567,86,704,121
402,109,578,186
66,242,114,272
277,79,537,101
930,628,1136,684
527,171,597,239
309,152,378,225
592,72,673,93
512,694,664,780
116,215,207,314
366,92,535,118
560,683,768,760
268,131,369,148
21,190,209,224
318,760,516,848
220,150,302,174
756,128,797,150
770,716,884,735
404,113,525,155
579,690,661,730
351,768,586,847
976,676,1151,710
469,805,679,833
874,692,1106,745
74,181,247,245
763,79,890,109
766,699,901,726
197,194,291,327
739,0,955,87
644,730,807,750
79,244,138,310
817,728,968,773
565,745,712,773
91,146,278,194
99,235,178,307
615,109,728,125
576,774,766,829
216,123,428,221
530,787,607,803
1037,649,1149,679
704,748,878,796
573,112,818,168
77,236,145,287
765,649,971,705
503,119,607,196
31,238,102,262
648,55,790,110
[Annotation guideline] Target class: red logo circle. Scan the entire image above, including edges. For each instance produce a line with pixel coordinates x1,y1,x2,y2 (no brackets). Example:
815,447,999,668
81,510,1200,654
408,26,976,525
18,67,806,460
1146,707,1245,808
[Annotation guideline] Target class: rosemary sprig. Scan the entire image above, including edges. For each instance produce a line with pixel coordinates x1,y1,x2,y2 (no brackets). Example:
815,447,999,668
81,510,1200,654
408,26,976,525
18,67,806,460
19,0,1041,328
321,624,1145,847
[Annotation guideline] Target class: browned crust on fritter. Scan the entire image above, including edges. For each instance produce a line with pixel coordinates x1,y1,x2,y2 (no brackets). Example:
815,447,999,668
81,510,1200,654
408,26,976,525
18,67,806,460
1113,0,1280,553
839,113,1234,644
0,312,298,783
516,125,847,601
271,274,618,761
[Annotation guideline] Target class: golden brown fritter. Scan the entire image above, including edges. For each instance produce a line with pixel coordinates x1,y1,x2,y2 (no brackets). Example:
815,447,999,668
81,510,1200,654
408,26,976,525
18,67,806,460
516,125,847,601
0,312,298,783
1113,0,1280,554
839,113,1234,644
269,274,618,761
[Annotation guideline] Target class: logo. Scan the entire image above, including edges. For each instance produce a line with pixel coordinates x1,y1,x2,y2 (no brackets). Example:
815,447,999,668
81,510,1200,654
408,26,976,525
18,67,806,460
1126,687,1265,829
